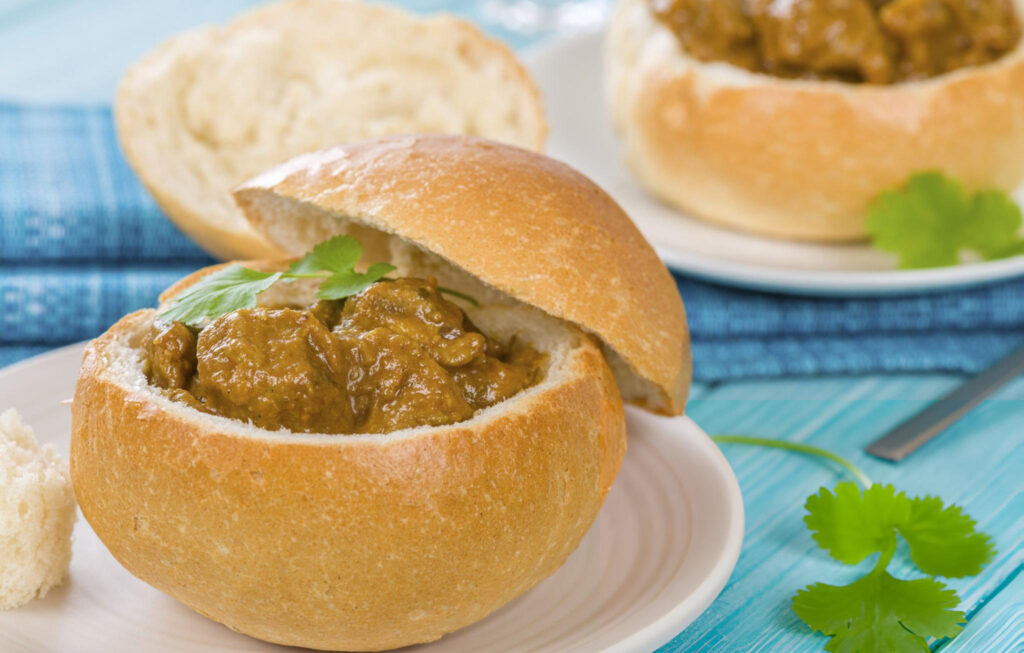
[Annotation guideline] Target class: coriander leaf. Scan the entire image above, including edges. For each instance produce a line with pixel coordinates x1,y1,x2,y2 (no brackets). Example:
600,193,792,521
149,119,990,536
710,436,994,652
866,173,968,269
288,235,364,276
157,266,282,327
866,172,1024,269
803,482,995,577
804,482,910,565
793,569,964,653
317,262,396,300
965,190,1024,260
897,496,996,578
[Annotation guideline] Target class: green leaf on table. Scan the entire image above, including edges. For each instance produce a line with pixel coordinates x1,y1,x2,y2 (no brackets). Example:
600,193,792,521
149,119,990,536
804,482,911,565
796,481,994,652
157,265,282,327
803,481,995,576
898,496,996,578
793,568,964,653
866,172,1024,269
708,437,997,653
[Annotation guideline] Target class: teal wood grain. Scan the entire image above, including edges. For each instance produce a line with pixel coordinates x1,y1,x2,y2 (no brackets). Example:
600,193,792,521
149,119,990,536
657,375,1024,652
940,572,1023,652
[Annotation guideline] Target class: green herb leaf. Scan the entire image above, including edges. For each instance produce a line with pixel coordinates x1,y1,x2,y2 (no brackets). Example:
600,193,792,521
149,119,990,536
866,172,1024,269
793,569,964,653
898,496,996,578
799,482,993,652
317,262,397,300
157,266,282,327
710,436,996,653
157,236,474,327
288,235,364,276
804,482,911,565
803,482,995,577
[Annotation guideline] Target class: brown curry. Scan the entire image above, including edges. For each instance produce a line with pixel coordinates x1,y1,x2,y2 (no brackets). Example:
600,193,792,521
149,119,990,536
144,277,545,434
650,0,1021,83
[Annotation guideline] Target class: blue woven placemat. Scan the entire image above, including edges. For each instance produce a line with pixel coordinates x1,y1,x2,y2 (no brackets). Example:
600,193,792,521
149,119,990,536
3,103,1023,380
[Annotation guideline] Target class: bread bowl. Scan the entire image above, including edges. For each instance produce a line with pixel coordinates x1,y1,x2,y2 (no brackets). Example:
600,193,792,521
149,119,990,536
116,0,547,260
70,135,690,650
607,0,1024,241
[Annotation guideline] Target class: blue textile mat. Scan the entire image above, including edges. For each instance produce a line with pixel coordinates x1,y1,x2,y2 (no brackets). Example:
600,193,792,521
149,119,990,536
3,103,1024,380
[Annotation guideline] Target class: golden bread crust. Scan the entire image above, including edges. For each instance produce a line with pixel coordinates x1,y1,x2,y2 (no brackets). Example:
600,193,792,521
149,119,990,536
71,307,625,651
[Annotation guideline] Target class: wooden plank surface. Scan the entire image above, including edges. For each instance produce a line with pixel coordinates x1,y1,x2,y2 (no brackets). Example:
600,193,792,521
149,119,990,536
658,375,1023,651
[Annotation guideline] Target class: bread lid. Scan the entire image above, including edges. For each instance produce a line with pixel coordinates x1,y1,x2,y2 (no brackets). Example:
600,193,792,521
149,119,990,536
233,135,690,414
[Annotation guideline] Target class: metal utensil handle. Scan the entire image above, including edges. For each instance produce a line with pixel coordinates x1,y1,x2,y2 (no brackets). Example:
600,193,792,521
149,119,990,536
866,341,1024,462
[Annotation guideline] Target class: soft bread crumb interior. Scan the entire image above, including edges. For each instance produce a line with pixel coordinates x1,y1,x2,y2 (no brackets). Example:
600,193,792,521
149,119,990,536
0,409,76,610
111,281,583,442
117,0,544,235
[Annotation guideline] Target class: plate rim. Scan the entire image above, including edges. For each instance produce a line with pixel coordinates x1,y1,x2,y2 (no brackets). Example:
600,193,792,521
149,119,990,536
0,343,744,653
523,31,1024,297
610,409,745,653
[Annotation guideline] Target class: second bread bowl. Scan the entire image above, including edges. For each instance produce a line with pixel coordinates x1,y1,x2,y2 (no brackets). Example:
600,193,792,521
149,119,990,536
607,0,1024,241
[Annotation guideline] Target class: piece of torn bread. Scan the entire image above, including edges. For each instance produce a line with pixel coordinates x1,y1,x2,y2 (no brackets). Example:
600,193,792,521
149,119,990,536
0,409,76,610
116,0,547,260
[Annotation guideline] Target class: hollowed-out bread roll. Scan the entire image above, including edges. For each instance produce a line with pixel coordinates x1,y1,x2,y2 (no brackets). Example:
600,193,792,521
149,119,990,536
116,0,547,259
72,287,622,651
607,0,1024,241
71,135,689,650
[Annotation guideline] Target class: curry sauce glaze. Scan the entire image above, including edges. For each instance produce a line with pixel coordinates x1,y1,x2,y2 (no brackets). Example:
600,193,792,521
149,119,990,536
144,278,545,434
651,0,1021,83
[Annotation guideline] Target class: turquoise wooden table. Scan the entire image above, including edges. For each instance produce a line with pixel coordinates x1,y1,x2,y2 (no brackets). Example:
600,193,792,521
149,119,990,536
1,1,1021,651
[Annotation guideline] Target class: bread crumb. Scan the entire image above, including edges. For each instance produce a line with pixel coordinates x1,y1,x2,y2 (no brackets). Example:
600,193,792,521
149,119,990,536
0,409,76,609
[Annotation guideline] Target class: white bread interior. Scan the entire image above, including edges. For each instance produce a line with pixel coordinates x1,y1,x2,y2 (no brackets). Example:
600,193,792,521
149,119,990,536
607,0,1024,241
116,0,547,260
71,269,625,650
0,409,76,610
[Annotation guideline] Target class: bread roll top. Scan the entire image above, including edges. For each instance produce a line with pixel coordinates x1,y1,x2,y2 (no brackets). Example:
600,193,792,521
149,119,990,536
233,135,691,415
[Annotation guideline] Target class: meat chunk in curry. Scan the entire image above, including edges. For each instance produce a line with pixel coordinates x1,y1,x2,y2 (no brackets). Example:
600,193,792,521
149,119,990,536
650,0,1021,83
144,277,545,435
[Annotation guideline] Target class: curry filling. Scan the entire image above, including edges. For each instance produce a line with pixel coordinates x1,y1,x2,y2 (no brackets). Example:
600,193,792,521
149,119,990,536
144,277,546,434
650,0,1021,83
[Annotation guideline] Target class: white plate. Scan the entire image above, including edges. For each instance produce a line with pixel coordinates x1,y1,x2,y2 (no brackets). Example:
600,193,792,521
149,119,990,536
524,31,1024,296
0,343,743,653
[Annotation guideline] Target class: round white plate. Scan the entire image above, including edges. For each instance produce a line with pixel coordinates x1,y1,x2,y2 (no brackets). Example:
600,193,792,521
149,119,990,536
0,343,743,653
524,31,1024,296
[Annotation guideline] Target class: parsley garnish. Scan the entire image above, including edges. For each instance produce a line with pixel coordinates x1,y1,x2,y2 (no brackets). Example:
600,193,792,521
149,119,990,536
712,435,995,653
867,172,1024,269
157,235,475,327
157,265,284,327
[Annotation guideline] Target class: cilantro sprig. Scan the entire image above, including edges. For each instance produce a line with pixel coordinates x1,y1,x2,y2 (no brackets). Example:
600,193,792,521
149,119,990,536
712,435,995,653
867,172,1024,269
285,236,396,300
158,235,475,327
